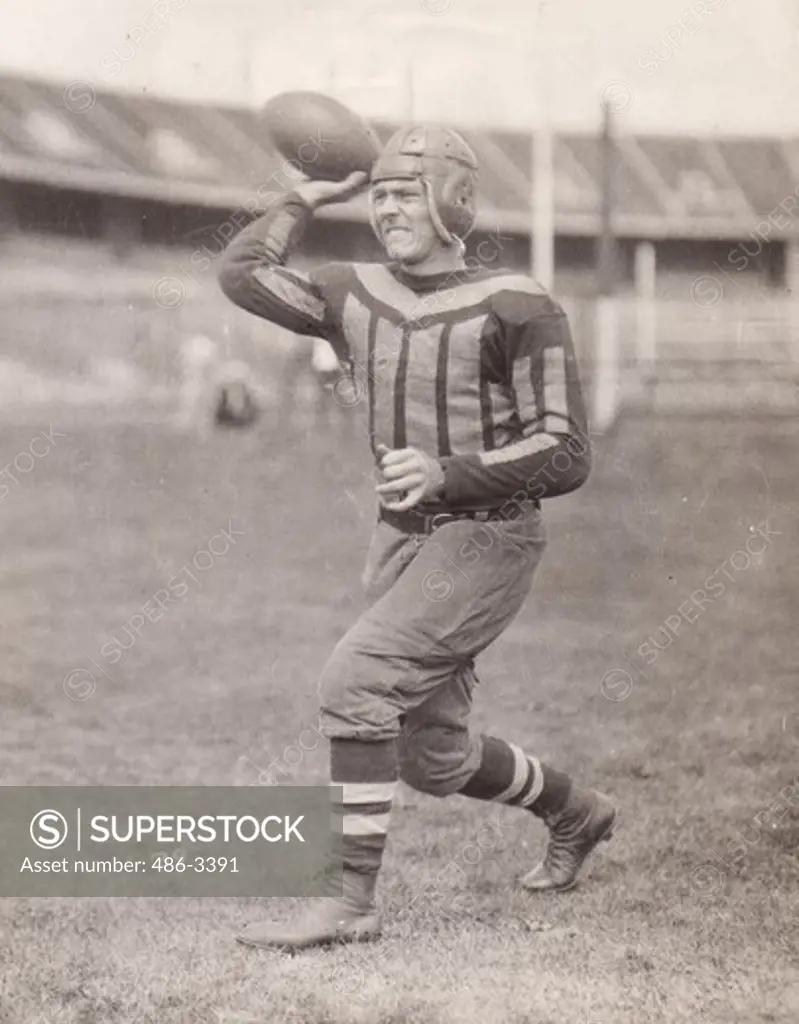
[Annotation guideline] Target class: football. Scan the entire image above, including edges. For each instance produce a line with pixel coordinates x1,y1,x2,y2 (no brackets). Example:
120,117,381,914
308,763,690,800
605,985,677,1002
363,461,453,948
261,90,382,181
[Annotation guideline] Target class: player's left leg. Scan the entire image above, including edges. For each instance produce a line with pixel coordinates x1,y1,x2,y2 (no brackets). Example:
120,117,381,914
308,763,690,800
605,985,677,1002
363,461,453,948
392,506,616,893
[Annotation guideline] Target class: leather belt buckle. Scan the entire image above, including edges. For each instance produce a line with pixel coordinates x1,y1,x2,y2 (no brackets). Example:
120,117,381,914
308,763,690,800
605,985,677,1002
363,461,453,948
428,512,458,532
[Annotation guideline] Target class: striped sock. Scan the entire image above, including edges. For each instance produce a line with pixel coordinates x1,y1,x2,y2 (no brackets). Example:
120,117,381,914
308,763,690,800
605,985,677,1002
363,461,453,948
458,735,572,816
330,737,398,876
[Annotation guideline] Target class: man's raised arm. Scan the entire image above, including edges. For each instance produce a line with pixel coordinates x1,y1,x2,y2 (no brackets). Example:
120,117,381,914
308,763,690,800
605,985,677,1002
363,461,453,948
218,172,367,339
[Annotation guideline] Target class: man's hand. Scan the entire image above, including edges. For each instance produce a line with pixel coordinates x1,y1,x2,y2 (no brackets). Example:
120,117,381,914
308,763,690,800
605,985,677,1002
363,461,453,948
294,171,369,211
375,444,445,512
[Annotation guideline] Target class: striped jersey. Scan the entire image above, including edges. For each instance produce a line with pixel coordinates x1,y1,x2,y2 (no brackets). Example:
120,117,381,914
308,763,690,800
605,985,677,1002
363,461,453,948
219,193,591,509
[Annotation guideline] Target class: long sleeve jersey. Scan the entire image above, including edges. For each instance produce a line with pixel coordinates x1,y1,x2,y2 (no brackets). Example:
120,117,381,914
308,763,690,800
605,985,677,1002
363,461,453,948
218,193,591,510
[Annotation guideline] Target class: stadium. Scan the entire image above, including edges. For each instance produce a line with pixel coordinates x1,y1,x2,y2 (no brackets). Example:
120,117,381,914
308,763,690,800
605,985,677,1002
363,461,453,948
0,2,797,1023
1,66,799,423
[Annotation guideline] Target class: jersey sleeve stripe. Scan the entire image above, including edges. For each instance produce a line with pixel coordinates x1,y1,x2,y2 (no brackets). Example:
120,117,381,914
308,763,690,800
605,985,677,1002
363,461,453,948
252,266,326,323
542,345,570,433
513,354,538,428
478,432,560,466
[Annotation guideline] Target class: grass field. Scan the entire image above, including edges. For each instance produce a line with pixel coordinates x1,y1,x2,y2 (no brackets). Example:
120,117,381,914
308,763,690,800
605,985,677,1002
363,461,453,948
0,408,796,1024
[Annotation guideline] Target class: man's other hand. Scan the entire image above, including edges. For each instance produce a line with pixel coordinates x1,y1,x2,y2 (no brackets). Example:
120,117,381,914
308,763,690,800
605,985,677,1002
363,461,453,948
375,444,445,512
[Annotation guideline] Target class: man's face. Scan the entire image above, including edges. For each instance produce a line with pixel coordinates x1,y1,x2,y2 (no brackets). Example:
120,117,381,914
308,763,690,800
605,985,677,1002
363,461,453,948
371,179,440,265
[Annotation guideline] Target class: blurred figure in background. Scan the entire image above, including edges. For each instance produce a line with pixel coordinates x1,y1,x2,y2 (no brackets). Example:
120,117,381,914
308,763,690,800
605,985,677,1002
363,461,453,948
279,335,358,435
213,359,262,429
174,333,220,437
176,331,355,439
175,333,263,436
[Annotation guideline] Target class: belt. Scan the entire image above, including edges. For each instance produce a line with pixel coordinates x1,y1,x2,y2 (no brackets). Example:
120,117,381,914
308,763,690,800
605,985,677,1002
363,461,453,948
378,501,539,536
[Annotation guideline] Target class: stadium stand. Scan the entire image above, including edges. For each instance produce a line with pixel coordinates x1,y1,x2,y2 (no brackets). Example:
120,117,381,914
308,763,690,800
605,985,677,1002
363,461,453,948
2,72,799,271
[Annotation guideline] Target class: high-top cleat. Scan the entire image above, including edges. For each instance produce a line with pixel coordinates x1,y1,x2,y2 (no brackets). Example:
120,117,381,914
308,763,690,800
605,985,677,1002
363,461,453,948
520,786,617,893
235,869,382,951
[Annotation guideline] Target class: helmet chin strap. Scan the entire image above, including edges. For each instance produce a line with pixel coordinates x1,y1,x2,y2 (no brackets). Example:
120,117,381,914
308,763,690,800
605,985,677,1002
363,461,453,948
367,189,380,242
422,181,468,260
422,179,455,245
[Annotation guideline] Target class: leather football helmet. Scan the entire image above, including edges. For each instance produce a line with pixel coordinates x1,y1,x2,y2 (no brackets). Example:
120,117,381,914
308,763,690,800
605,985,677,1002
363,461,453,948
369,125,479,245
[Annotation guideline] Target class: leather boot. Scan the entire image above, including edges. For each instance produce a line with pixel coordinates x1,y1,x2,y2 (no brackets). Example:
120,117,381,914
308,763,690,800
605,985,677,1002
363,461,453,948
520,786,617,893
235,868,382,951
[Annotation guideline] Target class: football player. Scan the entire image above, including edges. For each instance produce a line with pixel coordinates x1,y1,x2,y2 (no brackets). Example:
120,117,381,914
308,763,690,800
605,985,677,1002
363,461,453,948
219,126,617,949
174,333,220,437
213,359,261,430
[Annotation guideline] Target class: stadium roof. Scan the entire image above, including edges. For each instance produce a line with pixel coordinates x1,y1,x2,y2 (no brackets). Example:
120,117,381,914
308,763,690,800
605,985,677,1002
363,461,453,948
1,71,798,241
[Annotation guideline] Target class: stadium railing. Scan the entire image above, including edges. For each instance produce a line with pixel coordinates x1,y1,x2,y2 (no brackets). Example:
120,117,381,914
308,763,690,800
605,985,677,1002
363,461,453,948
573,294,799,430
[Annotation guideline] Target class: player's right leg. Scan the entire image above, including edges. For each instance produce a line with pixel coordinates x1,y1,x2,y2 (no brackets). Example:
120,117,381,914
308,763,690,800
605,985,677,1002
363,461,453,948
235,523,420,951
